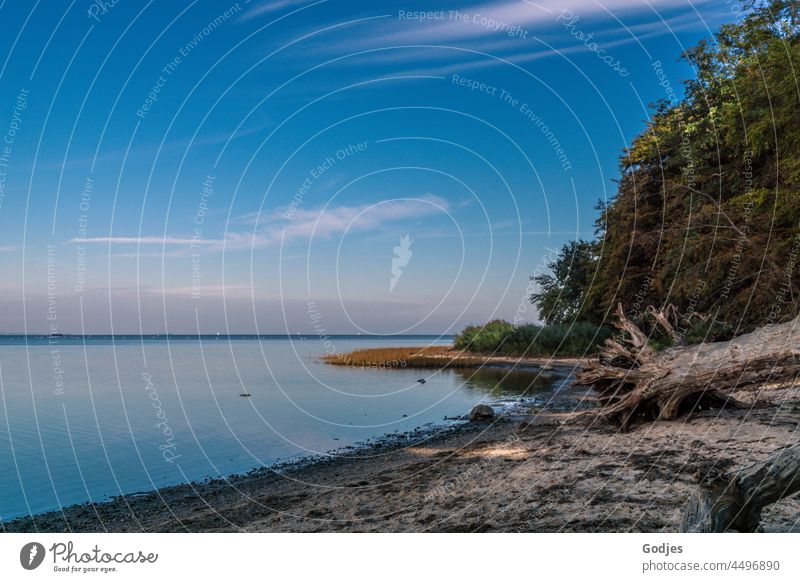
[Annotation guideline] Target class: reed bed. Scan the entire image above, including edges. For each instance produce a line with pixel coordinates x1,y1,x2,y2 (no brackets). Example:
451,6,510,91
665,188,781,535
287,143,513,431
322,346,492,369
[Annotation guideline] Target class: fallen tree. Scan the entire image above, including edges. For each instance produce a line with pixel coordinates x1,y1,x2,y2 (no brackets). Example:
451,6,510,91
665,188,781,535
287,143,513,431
680,442,800,532
573,306,800,531
574,305,800,431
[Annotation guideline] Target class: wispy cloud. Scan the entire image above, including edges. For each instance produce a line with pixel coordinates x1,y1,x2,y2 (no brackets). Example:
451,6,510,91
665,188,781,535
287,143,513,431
238,0,318,22
70,196,450,253
291,0,723,81
69,236,218,246
269,195,449,241
339,0,714,47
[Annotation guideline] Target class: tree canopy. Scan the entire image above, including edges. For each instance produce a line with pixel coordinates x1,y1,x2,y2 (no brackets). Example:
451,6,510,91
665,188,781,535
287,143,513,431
533,0,800,336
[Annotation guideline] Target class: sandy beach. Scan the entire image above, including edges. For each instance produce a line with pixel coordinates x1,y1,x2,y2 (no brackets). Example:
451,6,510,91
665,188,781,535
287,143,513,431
6,378,799,533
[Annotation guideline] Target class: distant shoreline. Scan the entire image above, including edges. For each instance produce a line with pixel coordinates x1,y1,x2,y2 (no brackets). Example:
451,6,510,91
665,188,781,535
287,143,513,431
0,334,454,341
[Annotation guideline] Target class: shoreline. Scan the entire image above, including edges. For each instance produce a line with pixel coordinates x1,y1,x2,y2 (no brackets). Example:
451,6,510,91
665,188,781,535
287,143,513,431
5,377,800,532
1,372,579,532
0,352,580,531
2,413,505,532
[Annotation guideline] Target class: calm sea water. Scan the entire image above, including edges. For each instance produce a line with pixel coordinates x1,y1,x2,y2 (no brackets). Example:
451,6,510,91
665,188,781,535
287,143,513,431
0,335,561,520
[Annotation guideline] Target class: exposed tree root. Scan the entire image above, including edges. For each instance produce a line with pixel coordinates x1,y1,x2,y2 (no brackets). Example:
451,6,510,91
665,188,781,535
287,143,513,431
681,443,800,532
574,305,800,431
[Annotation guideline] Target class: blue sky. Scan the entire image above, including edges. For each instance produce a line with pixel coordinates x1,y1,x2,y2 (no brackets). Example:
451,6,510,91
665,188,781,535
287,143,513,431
0,0,737,334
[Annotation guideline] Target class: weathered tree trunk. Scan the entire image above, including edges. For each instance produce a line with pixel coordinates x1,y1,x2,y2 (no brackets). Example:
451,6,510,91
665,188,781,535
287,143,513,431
681,442,800,532
574,305,800,431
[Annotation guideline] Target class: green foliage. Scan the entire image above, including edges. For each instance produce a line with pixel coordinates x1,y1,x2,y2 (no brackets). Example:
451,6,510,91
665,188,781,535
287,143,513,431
454,320,515,353
683,319,736,345
635,315,735,352
454,320,612,357
533,0,800,337
530,240,599,325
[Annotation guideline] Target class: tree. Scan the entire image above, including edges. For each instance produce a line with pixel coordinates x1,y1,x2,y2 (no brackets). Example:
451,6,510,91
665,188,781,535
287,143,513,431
557,0,800,335
530,240,598,325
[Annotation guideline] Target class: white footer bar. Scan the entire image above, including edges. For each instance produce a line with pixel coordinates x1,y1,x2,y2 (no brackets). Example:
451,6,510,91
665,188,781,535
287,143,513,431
1,533,796,581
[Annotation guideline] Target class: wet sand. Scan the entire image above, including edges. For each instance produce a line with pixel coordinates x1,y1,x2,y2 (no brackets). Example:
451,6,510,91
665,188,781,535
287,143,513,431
5,382,800,533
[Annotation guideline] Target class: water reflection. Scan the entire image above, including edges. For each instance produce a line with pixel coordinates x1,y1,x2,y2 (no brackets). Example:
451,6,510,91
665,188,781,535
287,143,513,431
454,366,564,397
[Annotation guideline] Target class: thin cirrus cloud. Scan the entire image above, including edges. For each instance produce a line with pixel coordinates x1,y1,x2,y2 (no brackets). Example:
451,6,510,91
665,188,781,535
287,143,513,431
237,0,318,22
309,0,722,77
240,0,717,47
70,196,450,253
334,0,716,47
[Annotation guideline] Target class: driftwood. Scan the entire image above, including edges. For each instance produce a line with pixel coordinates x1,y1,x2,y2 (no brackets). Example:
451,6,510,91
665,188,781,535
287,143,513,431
574,305,800,531
574,305,800,431
681,442,800,532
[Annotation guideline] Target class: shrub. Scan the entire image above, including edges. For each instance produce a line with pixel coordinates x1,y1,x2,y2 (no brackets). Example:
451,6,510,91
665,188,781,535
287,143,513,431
454,320,611,357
